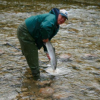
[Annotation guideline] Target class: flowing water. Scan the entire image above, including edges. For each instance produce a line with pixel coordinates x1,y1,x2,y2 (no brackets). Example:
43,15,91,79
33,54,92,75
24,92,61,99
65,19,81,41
0,0,100,100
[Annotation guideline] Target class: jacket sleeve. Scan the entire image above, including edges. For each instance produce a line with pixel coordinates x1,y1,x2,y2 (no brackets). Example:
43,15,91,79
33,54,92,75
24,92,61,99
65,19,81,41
40,16,56,39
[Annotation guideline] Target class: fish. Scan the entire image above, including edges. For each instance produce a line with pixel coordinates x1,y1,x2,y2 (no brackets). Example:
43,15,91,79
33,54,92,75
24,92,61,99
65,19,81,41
45,41,57,70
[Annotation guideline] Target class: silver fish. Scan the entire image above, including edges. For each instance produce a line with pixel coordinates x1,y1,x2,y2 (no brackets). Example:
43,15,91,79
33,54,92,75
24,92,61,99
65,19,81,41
45,41,57,70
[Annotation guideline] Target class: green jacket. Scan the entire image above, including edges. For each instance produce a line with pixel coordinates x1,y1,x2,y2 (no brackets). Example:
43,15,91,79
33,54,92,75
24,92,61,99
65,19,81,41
25,8,59,51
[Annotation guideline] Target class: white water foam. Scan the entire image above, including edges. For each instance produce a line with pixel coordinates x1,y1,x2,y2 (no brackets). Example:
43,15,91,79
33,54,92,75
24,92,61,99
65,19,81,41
45,66,71,76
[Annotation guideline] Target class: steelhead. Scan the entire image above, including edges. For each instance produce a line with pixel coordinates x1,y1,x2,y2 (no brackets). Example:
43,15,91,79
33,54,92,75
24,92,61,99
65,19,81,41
45,41,57,70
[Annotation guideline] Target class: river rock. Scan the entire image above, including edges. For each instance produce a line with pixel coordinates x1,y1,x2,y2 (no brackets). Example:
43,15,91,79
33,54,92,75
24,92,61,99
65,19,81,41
52,92,72,100
16,88,21,93
0,49,4,55
34,97,50,100
59,53,72,62
39,87,54,98
68,28,79,33
8,91,18,100
18,92,33,98
21,88,28,92
81,54,98,60
37,80,52,87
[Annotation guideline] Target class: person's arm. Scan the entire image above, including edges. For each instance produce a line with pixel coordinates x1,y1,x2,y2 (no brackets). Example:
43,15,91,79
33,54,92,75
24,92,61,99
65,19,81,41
40,15,56,60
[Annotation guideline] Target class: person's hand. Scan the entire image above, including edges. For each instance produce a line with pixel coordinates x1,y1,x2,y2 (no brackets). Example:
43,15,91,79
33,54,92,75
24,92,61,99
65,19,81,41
46,53,50,60
43,39,49,43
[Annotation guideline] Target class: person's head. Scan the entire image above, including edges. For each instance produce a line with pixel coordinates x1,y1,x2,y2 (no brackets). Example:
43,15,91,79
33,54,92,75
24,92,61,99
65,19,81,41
57,9,68,25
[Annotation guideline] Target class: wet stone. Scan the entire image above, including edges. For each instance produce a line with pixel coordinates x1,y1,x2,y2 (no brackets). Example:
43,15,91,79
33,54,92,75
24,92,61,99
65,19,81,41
0,49,4,55
72,65,80,70
52,92,73,100
19,96,30,100
37,80,52,87
35,97,50,100
13,73,22,78
21,88,28,92
96,59,100,62
25,74,33,78
10,84,21,88
8,91,18,100
39,87,54,98
16,88,21,93
1,90,18,100
81,54,98,60
16,95,23,100
29,96,36,100
4,73,13,78
90,71,100,76
23,79,29,83
18,92,33,98
69,64,80,70
14,52,22,55
59,53,72,62
18,97,30,100
68,28,79,33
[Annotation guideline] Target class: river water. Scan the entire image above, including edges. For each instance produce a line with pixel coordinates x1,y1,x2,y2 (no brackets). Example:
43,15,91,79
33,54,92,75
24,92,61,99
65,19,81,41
0,0,100,100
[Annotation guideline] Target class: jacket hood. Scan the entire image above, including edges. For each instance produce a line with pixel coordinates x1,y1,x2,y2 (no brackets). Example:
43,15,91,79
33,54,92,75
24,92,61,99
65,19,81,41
49,8,59,21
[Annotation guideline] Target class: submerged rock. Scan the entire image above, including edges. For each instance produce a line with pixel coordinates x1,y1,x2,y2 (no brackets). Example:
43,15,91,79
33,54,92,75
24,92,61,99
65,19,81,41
59,53,72,62
39,87,54,98
0,49,4,55
21,88,28,92
81,54,98,60
52,92,73,100
37,80,52,87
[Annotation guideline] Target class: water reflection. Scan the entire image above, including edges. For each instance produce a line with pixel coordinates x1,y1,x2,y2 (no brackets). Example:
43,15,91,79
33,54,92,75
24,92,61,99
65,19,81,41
0,0,100,100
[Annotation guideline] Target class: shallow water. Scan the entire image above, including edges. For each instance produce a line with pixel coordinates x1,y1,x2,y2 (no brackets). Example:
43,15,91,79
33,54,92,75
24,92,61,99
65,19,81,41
0,0,100,100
